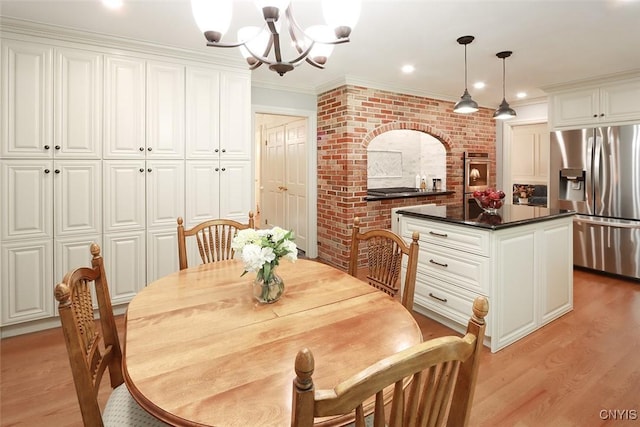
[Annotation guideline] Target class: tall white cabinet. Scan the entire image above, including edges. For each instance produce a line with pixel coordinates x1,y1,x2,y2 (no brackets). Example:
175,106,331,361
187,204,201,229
0,24,252,337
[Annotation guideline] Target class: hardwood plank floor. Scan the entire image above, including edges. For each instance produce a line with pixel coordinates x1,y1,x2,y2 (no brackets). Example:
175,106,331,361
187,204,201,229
1,268,639,426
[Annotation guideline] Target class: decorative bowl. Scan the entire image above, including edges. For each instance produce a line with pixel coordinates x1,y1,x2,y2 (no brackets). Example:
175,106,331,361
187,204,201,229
472,188,506,213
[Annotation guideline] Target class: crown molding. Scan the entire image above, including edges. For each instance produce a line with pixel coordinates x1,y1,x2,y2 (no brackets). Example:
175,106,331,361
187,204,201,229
0,16,247,71
541,69,640,93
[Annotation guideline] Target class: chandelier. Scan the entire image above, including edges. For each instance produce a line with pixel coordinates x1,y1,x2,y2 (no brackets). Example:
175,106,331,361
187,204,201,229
190,0,361,76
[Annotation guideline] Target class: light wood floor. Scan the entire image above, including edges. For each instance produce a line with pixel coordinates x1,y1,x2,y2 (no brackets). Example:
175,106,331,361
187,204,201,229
1,268,639,426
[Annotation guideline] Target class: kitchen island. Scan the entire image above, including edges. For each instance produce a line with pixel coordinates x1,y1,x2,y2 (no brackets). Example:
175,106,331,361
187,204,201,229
397,204,575,352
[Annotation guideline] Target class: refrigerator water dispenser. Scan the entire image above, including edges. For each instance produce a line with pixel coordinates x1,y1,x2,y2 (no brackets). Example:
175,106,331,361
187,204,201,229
559,169,585,201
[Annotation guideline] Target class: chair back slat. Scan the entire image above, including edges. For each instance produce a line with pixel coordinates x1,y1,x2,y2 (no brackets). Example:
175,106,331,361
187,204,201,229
348,217,419,310
291,296,489,427
176,211,254,270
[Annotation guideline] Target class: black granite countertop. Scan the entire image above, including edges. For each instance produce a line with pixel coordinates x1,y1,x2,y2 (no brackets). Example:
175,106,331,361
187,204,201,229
365,190,455,201
396,204,575,230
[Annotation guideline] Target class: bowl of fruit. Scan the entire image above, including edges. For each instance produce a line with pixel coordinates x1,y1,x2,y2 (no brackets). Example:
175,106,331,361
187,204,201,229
472,188,506,214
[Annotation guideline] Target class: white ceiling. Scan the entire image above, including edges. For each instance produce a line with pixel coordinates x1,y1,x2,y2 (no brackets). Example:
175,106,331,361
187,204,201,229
2,0,640,109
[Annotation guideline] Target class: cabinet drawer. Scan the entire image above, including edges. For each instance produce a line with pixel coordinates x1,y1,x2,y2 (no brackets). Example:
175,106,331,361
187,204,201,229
414,273,491,336
401,216,490,256
417,245,490,295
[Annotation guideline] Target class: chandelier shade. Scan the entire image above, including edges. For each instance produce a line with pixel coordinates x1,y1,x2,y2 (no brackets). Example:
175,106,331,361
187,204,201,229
453,35,479,114
493,50,517,120
191,0,361,76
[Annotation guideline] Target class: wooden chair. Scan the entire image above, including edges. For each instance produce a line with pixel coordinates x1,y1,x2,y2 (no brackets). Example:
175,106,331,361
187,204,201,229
291,296,489,427
348,217,420,310
54,243,168,427
176,211,255,270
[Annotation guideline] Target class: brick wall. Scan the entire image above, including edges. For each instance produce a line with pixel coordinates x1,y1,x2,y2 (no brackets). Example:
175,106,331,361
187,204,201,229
317,85,496,269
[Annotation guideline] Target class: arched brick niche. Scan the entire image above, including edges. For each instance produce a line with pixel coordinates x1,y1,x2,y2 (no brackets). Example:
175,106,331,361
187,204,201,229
316,85,496,269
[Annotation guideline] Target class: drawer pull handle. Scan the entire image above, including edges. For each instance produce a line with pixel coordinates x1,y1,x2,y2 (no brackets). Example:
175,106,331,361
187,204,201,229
429,231,448,237
429,293,448,303
429,259,448,268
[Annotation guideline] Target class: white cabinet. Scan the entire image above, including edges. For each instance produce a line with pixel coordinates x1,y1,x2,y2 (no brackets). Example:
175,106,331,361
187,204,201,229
220,72,251,160
399,213,573,352
186,66,220,158
103,160,184,297
1,40,53,158
183,67,252,226
1,159,101,326
1,30,252,336
54,48,102,159
549,77,640,129
1,41,102,159
103,55,145,159
185,160,252,227
510,123,549,185
146,61,185,159
1,240,54,325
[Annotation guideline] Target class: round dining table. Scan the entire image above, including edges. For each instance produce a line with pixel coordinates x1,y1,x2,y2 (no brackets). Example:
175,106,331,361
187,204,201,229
123,258,423,427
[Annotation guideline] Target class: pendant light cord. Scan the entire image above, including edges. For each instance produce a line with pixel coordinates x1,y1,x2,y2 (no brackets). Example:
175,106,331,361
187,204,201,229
502,57,506,98
464,44,468,90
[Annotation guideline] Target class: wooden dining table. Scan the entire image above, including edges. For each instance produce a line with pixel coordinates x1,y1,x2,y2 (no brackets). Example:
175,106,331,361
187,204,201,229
123,258,423,427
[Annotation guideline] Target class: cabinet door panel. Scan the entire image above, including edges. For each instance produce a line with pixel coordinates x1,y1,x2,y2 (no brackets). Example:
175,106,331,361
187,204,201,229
103,231,145,305
104,56,145,159
219,160,252,222
185,161,220,227
103,160,145,232
54,48,102,158
1,160,53,240
494,231,537,349
186,67,220,158
219,72,251,160
146,61,184,158
1,240,54,325
551,88,599,128
147,229,178,283
1,40,53,158
146,161,185,229
540,223,573,324
600,79,640,123
54,160,101,236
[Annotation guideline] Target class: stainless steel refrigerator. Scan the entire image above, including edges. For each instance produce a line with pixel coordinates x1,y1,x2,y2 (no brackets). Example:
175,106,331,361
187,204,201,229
549,124,640,280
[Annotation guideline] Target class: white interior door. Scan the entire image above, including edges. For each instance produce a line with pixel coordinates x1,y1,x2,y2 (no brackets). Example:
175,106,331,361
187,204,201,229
285,119,308,252
259,116,308,252
262,124,286,229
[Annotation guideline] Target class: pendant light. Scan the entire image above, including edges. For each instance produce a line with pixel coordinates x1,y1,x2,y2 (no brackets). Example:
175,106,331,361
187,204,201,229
453,35,478,114
493,51,517,120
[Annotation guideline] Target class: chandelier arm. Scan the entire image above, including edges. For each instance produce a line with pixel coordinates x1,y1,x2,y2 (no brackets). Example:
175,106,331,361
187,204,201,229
304,57,326,70
243,37,275,66
265,19,285,64
206,40,247,48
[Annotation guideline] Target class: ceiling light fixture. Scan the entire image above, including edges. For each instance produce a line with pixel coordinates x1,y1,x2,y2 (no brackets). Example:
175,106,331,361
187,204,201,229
453,35,479,114
190,0,361,76
493,51,517,120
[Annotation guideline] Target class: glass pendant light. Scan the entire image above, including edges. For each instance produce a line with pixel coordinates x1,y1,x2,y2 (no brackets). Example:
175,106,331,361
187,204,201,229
453,35,479,114
493,51,517,120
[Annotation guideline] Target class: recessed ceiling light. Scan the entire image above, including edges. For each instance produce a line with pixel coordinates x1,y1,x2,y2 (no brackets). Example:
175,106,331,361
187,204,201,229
102,0,123,10
401,64,415,74
516,92,527,99
473,82,485,89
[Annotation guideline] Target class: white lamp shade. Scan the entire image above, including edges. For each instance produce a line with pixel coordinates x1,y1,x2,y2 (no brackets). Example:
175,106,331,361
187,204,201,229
191,0,232,36
238,26,270,59
306,25,335,61
322,0,361,31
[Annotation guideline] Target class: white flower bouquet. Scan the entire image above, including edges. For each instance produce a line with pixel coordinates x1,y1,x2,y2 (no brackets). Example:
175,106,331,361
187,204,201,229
231,227,297,301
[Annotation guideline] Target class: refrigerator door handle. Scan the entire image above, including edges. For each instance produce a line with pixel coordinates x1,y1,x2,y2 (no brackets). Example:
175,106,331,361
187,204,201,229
574,215,640,229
